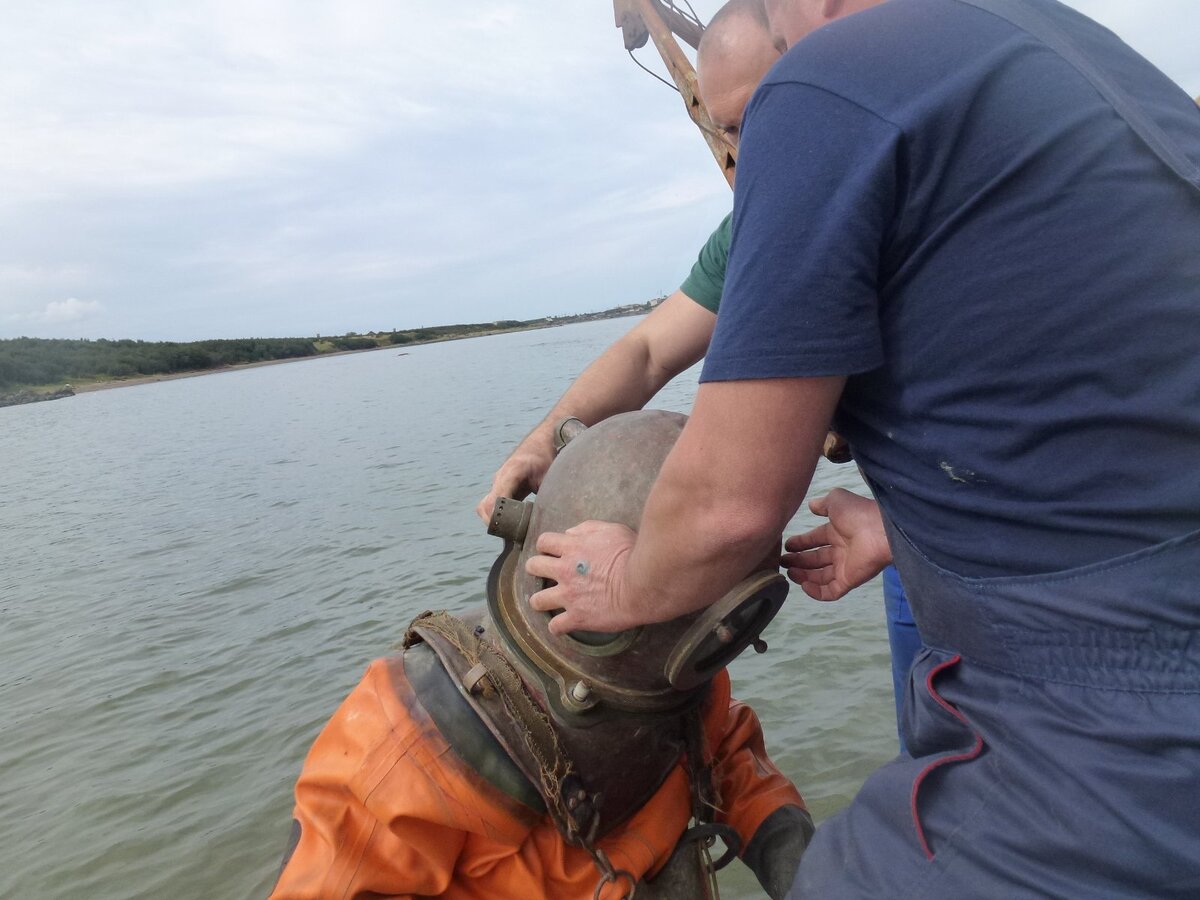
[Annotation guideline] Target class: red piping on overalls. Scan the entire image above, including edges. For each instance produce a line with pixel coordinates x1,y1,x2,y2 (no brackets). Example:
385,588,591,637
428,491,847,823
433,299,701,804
909,653,985,861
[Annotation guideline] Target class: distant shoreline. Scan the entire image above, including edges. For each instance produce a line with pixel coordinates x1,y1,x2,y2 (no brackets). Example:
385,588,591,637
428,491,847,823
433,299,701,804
73,315,605,394
3,305,654,403
72,344,389,394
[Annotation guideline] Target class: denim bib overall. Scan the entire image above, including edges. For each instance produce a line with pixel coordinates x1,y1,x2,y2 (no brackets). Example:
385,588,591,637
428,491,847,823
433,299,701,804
791,523,1200,898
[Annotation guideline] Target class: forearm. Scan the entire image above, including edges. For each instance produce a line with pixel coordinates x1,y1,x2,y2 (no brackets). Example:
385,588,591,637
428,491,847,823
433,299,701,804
527,291,713,437
621,377,844,623
491,339,656,508
624,447,785,623
480,294,715,522
527,336,666,443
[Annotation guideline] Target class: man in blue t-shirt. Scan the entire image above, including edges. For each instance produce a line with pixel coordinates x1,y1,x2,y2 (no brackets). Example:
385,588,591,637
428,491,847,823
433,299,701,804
527,0,1200,895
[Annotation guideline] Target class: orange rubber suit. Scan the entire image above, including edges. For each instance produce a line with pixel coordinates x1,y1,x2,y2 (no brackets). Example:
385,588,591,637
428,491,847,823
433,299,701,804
270,654,806,899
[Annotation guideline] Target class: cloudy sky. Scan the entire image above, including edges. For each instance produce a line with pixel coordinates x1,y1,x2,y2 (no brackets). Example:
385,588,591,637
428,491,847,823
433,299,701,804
1,1,1196,341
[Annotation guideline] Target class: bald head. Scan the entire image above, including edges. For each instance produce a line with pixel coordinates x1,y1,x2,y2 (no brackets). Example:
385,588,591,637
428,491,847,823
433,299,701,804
763,0,887,51
697,0,782,144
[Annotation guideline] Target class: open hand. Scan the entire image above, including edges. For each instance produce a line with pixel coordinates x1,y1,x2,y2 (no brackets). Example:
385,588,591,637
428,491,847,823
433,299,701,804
782,488,892,601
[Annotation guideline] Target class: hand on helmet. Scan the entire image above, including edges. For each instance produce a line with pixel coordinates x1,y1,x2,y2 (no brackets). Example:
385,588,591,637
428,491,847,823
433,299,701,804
525,520,639,635
782,488,892,601
476,431,557,525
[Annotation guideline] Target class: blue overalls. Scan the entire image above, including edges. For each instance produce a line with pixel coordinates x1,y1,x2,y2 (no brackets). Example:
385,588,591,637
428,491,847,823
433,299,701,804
791,522,1200,898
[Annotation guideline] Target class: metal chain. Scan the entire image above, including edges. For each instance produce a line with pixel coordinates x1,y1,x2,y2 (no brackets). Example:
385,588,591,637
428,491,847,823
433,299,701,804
590,847,638,899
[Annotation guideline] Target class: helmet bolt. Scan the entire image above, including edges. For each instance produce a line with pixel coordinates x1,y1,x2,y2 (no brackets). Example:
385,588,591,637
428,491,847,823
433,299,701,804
714,624,736,644
752,638,768,654
570,680,592,703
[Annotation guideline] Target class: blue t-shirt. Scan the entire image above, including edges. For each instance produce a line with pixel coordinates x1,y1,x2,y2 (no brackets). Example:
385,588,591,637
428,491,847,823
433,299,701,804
702,0,1200,577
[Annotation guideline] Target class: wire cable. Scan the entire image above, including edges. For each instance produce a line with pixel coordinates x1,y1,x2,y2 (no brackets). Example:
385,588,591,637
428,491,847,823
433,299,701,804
668,0,703,28
627,49,680,92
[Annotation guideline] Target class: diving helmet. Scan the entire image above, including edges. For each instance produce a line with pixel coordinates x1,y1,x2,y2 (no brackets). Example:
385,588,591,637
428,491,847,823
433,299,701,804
487,409,788,726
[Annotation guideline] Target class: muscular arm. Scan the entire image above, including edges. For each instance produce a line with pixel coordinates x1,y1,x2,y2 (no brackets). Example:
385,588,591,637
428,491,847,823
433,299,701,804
528,376,844,632
477,291,715,522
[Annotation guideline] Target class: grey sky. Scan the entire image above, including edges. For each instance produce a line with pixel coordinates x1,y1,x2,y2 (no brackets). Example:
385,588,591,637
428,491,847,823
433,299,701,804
1,1,1196,341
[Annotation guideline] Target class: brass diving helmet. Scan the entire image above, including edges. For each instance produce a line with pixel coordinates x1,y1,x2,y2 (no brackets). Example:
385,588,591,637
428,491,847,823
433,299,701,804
486,409,788,726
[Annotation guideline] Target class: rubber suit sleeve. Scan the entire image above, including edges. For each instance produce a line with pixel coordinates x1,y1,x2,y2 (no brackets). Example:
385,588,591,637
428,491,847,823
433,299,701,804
704,674,812,900
740,805,814,900
268,658,531,899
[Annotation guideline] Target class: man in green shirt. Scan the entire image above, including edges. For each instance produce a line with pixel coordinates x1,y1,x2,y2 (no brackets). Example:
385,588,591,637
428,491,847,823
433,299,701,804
677,213,731,314
477,1,773,523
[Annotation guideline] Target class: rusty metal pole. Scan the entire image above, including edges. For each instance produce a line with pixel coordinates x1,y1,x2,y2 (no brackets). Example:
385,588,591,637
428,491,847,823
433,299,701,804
653,4,704,49
614,0,737,187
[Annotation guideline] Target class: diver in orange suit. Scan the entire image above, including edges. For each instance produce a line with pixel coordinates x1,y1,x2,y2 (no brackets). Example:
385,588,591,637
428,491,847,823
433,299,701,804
270,411,812,899
270,654,805,899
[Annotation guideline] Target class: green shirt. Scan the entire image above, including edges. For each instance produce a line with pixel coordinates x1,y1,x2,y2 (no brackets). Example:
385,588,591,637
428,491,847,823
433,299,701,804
678,213,731,313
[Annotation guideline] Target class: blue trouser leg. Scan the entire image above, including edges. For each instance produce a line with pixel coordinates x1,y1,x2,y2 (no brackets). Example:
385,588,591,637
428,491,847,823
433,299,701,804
882,565,922,752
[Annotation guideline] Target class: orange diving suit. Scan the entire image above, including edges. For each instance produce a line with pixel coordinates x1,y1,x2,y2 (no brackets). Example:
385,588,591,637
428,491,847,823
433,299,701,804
269,652,808,899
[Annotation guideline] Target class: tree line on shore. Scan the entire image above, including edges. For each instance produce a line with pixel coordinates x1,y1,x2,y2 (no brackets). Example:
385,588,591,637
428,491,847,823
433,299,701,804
0,336,343,392
0,331,464,392
0,303,656,393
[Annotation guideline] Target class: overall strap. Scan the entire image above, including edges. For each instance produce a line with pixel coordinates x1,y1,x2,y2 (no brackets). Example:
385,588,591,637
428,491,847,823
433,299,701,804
954,0,1200,194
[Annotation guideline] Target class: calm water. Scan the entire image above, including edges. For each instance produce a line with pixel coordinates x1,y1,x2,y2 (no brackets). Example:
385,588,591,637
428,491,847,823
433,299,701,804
0,318,895,899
